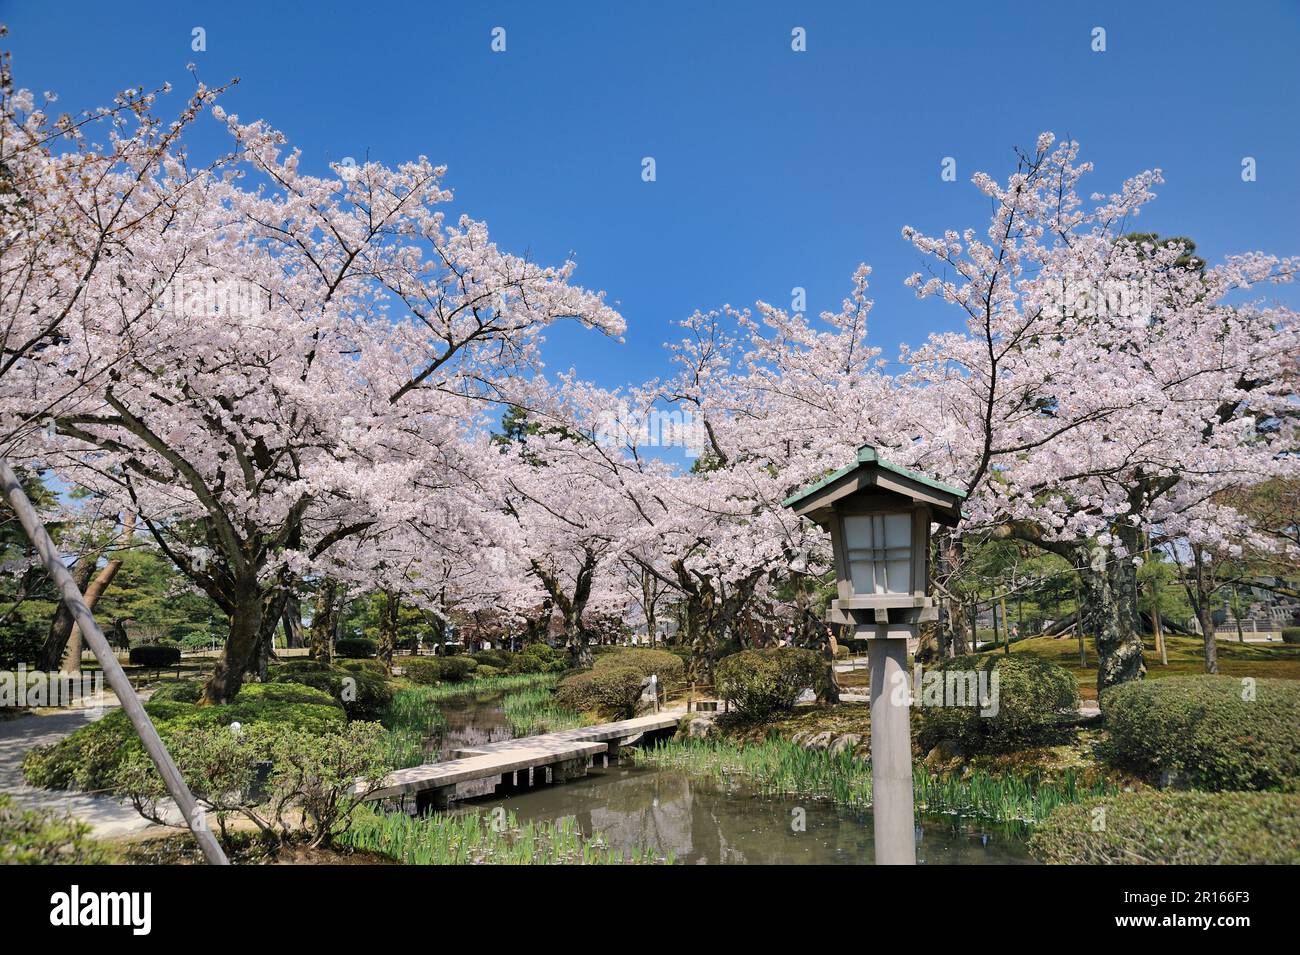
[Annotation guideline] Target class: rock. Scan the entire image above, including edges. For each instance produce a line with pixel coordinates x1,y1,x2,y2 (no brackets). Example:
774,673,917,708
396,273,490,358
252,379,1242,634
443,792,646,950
924,739,964,765
829,733,862,755
804,731,833,750
686,717,714,739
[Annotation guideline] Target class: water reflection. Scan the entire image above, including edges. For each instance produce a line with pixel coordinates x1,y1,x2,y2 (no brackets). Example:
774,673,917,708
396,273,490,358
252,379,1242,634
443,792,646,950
432,694,1035,865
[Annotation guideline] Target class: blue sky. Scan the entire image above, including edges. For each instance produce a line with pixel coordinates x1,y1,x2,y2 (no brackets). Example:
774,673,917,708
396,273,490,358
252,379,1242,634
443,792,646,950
5,0,1299,388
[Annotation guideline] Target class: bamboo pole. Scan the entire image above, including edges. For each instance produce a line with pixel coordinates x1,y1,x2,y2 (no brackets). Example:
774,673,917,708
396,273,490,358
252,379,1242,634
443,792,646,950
1,459,229,865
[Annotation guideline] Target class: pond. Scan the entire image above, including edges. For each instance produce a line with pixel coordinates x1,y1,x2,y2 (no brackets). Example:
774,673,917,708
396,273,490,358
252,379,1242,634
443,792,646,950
426,692,1034,865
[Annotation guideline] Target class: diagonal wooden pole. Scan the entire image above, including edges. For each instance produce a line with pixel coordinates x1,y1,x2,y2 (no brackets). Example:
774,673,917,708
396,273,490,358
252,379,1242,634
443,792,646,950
1,458,229,865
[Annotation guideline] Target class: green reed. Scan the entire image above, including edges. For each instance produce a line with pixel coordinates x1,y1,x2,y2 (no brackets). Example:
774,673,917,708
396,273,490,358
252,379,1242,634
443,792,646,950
339,805,673,865
500,686,588,735
630,737,1114,826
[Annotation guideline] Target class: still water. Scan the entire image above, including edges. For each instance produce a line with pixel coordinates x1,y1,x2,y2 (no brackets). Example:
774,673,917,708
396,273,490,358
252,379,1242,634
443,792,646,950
433,693,1034,865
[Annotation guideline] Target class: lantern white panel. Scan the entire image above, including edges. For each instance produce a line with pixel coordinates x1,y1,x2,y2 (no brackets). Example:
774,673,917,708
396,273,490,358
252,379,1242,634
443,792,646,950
842,512,913,594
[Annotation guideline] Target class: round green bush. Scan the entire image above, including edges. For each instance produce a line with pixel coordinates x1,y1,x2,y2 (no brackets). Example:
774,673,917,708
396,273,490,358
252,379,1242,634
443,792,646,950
400,655,478,685
1100,675,1300,791
472,649,514,669
269,661,392,720
593,647,685,687
474,664,503,679
715,648,823,721
1030,790,1300,864
128,644,181,668
915,654,1078,754
334,637,377,659
555,666,644,719
509,643,565,674
1282,627,1300,645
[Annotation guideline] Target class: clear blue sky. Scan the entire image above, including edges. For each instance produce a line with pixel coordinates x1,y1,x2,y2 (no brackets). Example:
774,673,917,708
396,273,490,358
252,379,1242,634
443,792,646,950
5,0,1298,387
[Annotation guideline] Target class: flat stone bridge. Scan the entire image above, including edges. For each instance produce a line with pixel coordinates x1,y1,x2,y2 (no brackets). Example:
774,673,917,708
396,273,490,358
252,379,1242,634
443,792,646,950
364,711,683,813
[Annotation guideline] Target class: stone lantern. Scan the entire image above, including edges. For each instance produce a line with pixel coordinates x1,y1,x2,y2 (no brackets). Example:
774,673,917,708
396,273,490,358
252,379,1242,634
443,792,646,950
783,444,966,864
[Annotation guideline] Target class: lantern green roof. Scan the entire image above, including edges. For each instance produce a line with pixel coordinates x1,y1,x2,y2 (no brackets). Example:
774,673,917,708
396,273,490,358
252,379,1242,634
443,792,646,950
781,444,968,510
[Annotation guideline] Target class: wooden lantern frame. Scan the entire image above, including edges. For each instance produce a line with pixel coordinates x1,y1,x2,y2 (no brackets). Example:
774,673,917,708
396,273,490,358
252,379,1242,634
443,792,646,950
782,445,967,636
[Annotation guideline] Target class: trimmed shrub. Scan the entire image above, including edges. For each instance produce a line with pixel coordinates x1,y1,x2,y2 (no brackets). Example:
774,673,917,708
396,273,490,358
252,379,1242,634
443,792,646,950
593,647,685,687
128,644,181,668
510,643,565,674
1100,676,1300,791
269,661,392,720
474,665,503,679
715,648,823,721
334,637,377,659
21,691,345,794
400,655,478,685
555,666,644,719
339,658,390,677
0,795,116,864
113,721,393,850
916,654,1078,754
1282,627,1300,645
1030,791,1300,864
472,650,514,669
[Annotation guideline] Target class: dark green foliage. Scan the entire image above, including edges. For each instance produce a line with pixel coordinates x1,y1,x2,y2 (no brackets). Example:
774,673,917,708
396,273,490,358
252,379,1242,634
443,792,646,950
593,647,685,687
21,687,346,793
1282,627,1300,645
915,654,1078,754
471,649,514,669
1030,791,1300,864
1100,676,1300,791
0,795,116,864
714,648,823,721
555,666,644,719
510,643,565,674
128,644,181,668
400,655,478,685
269,660,393,720
334,637,377,658
0,618,46,668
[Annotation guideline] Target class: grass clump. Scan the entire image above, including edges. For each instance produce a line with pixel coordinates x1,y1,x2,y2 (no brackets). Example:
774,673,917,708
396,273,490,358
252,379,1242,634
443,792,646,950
339,806,672,864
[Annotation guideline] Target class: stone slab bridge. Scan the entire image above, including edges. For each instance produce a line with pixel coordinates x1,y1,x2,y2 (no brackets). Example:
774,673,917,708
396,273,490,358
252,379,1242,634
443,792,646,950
362,712,684,813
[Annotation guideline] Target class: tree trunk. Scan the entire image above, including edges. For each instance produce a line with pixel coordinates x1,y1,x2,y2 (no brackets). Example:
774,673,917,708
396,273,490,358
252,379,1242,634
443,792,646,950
62,548,131,671
310,580,339,665
202,582,264,704
377,590,399,669
1199,604,1219,674
282,594,305,649
37,559,96,671
1079,543,1146,694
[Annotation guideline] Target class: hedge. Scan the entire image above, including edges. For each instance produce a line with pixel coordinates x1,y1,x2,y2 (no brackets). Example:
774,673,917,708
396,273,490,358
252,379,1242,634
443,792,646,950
1030,791,1300,864
128,644,181,668
21,686,346,793
509,643,566,674
593,647,685,687
269,661,393,720
916,654,1078,754
555,666,644,719
401,655,478,685
1282,627,1300,645
334,637,377,659
1100,675,1300,791
715,648,823,721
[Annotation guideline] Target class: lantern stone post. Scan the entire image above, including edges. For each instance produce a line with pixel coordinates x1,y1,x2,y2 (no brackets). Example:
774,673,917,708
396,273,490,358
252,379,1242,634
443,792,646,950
783,445,967,865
